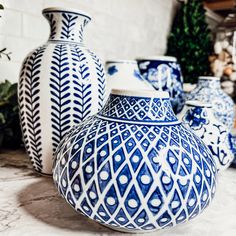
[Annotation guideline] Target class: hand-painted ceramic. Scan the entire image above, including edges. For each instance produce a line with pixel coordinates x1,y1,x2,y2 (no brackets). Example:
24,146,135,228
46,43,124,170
106,60,154,99
137,56,184,114
185,76,235,131
18,7,106,175
180,101,234,171
53,89,217,233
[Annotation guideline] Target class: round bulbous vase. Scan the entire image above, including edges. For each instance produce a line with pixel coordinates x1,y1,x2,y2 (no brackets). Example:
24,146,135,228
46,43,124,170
180,101,234,171
105,60,154,99
53,89,217,233
185,76,235,131
137,56,184,114
18,7,106,175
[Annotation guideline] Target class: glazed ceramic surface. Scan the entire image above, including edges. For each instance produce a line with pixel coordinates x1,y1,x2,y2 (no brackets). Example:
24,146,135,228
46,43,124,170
106,60,153,98
53,90,217,233
137,56,184,114
185,76,235,131
181,101,234,171
18,8,106,174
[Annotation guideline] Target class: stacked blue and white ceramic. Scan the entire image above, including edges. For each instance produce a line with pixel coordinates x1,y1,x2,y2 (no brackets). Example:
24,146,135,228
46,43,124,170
185,76,235,131
180,100,234,171
18,6,236,234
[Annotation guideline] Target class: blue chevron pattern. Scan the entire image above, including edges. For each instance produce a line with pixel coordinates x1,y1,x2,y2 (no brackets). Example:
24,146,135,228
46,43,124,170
44,12,56,39
61,13,78,41
19,46,46,172
71,45,92,123
50,44,71,151
89,51,106,109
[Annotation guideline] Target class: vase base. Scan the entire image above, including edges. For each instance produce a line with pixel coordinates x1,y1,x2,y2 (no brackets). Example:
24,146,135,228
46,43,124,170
102,223,158,234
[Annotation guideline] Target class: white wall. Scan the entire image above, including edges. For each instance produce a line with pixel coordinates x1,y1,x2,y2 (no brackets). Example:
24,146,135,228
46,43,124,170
0,0,177,83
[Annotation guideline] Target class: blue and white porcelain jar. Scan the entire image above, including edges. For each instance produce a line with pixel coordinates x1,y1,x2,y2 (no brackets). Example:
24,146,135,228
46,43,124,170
137,56,184,114
53,89,217,233
18,7,106,175
181,101,234,171
106,60,154,99
185,76,235,131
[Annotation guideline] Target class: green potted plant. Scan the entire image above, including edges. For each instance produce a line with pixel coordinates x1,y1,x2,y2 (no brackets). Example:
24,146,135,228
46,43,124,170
167,0,213,84
0,80,22,148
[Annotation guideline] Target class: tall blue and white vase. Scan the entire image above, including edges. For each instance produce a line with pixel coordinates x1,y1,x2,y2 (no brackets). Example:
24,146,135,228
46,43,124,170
185,76,235,131
53,89,217,233
18,7,106,175
106,60,154,99
137,56,185,114
180,101,234,172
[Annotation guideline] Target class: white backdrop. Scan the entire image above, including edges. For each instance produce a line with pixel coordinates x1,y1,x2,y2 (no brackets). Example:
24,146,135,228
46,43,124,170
0,0,177,83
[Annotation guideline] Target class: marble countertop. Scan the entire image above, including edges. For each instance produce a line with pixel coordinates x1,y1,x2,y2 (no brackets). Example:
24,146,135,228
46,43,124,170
0,149,236,236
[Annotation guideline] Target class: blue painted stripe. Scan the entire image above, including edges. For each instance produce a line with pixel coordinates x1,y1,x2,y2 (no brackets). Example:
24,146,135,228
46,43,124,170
96,115,180,126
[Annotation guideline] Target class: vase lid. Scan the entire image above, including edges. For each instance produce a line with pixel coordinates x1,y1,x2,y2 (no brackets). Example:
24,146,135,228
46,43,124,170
97,89,180,125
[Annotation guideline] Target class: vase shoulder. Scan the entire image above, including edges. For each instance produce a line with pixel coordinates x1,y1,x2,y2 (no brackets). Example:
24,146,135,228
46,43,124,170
98,92,180,125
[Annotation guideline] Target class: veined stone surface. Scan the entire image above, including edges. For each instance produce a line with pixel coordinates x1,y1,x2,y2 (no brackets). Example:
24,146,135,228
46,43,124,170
0,150,236,236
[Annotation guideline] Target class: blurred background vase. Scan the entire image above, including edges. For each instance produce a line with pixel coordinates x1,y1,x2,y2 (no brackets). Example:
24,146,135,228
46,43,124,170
137,56,184,114
18,7,106,175
105,60,154,99
185,76,235,131
181,101,234,171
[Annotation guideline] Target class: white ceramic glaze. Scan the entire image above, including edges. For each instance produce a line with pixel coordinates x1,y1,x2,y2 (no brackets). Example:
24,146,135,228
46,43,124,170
181,100,234,171
53,89,217,233
18,8,106,175
185,76,235,131
105,60,154,99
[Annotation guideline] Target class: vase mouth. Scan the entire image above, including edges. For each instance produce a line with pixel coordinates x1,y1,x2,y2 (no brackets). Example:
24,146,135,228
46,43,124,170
198,76,220,81
136,56,177,62
106,60,137,64
42,7,92,20
186,100,212,108
111,89,169,98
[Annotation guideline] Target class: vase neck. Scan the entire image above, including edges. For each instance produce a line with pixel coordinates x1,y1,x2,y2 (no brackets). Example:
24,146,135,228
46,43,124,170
197,78,220,89
43,8,91,43
183,103,215,129
98,91,179,125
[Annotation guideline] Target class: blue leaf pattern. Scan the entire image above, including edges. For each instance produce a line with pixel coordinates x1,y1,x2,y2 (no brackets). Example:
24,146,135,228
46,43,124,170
89,51,106,109
50,44,71,151
71,45,92,123
44,13,56,39
19,46,46,172
61,13,78,41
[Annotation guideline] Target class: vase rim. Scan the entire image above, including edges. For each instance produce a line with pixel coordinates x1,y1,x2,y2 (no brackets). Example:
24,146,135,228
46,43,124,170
42,7,91,20
136,56,177,62
186,100,212,108
106,60,137,64
111,89,169,98
198,76,220,81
